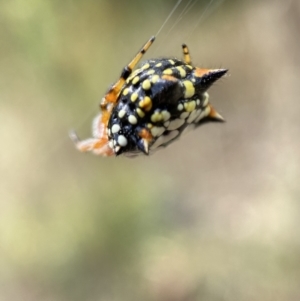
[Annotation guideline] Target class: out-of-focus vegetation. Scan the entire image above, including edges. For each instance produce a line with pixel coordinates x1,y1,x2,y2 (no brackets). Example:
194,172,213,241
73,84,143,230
1,0,300,300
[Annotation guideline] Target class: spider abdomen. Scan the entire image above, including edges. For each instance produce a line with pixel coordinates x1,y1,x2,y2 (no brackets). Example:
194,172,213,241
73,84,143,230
107,58,226,156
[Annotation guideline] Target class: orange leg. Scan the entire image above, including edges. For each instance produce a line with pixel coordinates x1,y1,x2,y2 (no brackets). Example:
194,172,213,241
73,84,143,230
69,130,114,156
102,36,155,106
182,43,192,65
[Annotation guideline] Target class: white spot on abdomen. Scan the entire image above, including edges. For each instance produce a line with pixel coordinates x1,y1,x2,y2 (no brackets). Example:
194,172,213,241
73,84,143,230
187,109,200,123
128,115,138,124
118,135,128,147
167,118,185,130
151,130,180,150
151,126,165,137
111,124,121,134
195,106,210,123
180,112,189,119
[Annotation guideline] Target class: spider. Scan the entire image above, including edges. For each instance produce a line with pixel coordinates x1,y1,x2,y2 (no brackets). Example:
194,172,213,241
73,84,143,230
70,36,227,157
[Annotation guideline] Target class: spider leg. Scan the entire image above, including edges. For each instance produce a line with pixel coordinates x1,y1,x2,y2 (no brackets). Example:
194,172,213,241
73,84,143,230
182,43,192,65
103,36,156,105
69,130,114,156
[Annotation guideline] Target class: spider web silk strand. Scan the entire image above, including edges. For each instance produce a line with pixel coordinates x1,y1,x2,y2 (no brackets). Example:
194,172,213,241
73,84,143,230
155,0,183,37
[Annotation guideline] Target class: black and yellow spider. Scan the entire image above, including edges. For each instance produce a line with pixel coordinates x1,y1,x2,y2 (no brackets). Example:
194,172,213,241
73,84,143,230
70,36,227,157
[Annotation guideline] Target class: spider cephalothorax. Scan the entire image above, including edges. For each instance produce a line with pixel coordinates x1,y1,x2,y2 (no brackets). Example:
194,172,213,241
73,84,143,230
70,36,227,157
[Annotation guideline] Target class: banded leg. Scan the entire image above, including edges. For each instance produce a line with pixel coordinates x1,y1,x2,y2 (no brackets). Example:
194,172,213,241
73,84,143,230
182,43,192,65
104,36,156,104
69,130,114,156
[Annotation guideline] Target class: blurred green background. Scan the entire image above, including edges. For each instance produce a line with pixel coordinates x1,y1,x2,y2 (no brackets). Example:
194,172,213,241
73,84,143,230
1,0,300,300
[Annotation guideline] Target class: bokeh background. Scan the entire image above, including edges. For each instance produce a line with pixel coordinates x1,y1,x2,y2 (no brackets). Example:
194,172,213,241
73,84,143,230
1,0,300,300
